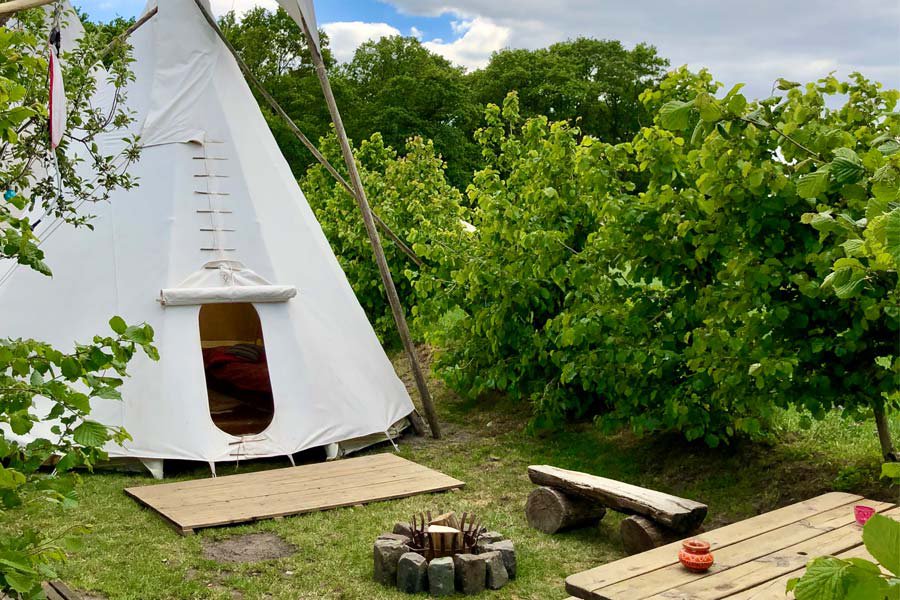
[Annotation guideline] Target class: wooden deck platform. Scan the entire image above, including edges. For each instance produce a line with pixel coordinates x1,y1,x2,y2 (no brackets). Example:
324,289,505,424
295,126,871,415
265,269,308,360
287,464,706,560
565,492,897,599
125,453,464,535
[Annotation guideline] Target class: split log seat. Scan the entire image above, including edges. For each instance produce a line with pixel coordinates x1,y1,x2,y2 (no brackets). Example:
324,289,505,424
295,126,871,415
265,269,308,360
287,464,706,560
526,465,708,553
525,486,607,534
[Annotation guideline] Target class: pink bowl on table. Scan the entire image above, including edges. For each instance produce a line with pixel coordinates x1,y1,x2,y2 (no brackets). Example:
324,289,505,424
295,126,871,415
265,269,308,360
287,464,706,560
855,505,875,525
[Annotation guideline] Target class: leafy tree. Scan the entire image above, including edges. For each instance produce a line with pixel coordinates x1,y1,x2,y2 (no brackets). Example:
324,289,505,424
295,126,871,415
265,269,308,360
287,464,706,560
650,71,900,456
336,36,481,188
76,12,134,69
412,93,627,422
411,69,898,452
1,9,139,275
0,8,155,596
301,132,468,345
215,9,668,190
469,39,669,144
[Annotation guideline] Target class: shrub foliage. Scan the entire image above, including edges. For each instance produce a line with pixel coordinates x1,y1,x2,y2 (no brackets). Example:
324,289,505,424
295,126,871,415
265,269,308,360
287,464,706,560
302,133,468,344
306,69,899,454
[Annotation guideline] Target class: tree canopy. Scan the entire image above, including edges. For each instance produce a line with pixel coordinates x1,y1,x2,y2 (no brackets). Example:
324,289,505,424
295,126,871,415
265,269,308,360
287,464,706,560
468,39,669,144
336,35,481,189
212,8,667,188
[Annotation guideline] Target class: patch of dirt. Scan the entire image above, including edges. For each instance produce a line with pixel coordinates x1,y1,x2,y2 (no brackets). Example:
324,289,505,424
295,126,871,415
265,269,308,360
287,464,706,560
202,532,296,564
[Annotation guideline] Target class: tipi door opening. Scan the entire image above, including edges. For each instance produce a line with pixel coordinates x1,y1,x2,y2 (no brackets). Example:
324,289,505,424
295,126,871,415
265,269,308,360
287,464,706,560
199,303,275,436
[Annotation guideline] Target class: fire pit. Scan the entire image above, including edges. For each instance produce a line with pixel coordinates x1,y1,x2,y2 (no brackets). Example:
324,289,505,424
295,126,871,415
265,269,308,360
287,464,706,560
374,510,516,595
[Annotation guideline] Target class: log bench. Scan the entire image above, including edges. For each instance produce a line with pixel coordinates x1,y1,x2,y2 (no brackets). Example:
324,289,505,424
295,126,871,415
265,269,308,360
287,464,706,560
525,465,708,554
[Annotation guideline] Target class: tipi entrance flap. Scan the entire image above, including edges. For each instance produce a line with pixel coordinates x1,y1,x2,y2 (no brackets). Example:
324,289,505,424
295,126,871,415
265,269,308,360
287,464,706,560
160,261,298,306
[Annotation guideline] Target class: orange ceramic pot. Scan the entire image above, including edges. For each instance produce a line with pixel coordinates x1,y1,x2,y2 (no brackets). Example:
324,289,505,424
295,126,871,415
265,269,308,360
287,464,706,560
679,539,714,572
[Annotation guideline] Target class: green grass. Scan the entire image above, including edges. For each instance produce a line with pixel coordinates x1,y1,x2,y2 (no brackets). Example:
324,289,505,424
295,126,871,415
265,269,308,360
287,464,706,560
5,360,899,600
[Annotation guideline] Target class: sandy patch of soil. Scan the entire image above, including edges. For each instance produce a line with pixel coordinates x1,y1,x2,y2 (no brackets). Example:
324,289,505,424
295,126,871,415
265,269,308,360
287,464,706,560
202,532,296,564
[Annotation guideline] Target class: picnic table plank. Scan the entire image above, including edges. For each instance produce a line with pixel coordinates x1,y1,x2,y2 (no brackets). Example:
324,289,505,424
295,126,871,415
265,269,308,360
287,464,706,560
597,499,893,599
565,492,862,599
529,465,707,532
643,505,900,600
722,525,892,600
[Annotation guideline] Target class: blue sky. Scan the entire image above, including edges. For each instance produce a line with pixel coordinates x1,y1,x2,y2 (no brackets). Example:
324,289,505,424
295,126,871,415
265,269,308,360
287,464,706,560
72,0,900,101
76,0,456,43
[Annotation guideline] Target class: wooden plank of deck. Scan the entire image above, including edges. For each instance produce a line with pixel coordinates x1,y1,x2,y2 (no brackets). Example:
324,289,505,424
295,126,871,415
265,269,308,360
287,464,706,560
125,453,464,534
565,492,863,599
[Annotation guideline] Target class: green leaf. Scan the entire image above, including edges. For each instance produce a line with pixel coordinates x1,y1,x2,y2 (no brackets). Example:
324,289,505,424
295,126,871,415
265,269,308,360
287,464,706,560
831,148,866,185
793,557,850,600
695,93,724,123
92,387,121,400
884,207,900,266
3,569,37,594
0,465,26,490
144,344,160,361
827,262,866,299
862,514,900,576
716,122,730,139
659,100,694,131
67,392,91,413
690,120,707,145
109,316,127,335
797,168,831,199
61,357,82,379
9,413,31,436
60,534,85,553
877,139,900,156
840,239,865,258
776,78,800,90
55,451,82,472
726,94,747,116
872,165,900,202
882,463,900,480
72,420,109,448
124,325,150,344
845,571,889,600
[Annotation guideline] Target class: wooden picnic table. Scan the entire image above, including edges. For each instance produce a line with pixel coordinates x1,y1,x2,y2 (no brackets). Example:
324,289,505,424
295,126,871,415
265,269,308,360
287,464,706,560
565,492,896,600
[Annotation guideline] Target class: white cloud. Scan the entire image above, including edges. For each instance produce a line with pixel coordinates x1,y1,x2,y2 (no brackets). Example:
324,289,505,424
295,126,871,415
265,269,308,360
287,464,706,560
321,21,402,63
423,17,510,70
385,0,900,100
410,26,424,39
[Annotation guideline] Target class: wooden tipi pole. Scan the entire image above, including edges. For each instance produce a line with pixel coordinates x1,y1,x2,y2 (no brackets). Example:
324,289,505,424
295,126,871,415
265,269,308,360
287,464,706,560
190,0,423,269
191,0,432,437
295,13,442,439
0,0,55,17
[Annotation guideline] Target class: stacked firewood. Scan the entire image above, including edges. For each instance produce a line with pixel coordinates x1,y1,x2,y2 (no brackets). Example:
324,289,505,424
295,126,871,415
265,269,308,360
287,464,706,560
407,511,485,560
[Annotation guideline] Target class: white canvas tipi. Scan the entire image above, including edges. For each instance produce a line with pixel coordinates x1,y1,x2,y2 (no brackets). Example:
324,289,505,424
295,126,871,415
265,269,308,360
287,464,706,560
0,0,415,477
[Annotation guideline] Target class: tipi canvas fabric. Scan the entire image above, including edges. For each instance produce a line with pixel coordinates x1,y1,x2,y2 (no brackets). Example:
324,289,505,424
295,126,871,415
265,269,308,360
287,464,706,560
0,0,413,466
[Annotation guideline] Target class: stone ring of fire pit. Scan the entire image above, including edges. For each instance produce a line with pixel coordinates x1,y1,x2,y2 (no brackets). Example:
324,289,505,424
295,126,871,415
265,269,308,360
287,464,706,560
374,511,516,595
